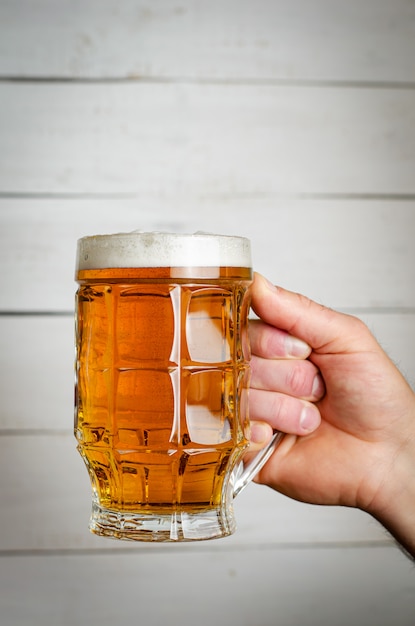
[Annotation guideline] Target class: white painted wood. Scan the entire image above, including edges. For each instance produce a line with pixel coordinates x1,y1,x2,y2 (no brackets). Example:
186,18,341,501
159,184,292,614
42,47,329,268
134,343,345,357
1,1,414,622
1,199,415,312
1,83,415,196
0,316,74,431
0,433,390,551
359,313,415,388
0,547,413,626
1,312,413,434
0,312,411,552
1,0,415,83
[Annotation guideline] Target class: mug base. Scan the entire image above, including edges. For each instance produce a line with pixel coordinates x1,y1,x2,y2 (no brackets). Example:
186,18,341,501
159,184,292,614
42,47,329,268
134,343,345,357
89,502,236,542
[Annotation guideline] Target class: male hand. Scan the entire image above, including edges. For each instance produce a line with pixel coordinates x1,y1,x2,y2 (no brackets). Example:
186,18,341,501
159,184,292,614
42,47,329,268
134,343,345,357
248,273,415,556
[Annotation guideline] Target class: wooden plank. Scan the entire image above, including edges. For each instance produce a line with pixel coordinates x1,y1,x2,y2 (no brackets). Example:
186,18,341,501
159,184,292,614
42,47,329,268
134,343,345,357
1,83,415,196
0,432,390,550
1,198,415,311
1,0,415,83
0,547,413,626
1,311,413,435
0,317,74,431
359,313,415,388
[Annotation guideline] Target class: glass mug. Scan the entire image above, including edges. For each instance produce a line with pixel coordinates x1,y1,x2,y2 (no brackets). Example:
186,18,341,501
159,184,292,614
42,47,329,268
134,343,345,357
74,232,282,542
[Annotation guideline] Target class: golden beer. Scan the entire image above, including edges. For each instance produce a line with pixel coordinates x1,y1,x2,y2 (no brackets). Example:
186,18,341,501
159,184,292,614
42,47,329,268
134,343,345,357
75,232,253,541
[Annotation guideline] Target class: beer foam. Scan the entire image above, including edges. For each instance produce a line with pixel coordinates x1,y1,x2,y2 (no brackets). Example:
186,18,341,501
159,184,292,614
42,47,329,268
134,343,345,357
76,231,252,269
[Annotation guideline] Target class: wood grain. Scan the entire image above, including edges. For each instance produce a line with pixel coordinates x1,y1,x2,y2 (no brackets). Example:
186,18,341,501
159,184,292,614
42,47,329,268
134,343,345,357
0,433,389,552
1,1,414,622
1,83,415,196
0,547,413,626
1,199,415,311
1,0,415,83
1,312,414,434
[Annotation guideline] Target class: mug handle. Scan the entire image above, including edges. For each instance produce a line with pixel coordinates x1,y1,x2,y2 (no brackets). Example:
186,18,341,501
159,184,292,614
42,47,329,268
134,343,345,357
232,431,285,498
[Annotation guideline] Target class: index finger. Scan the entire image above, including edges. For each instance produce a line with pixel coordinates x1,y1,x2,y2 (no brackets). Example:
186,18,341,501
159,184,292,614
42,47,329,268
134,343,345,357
250,273,375,354
249,319,312,359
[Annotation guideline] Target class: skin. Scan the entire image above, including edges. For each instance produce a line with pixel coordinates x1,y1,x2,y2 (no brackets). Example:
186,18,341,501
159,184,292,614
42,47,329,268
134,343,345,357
247,273,415,558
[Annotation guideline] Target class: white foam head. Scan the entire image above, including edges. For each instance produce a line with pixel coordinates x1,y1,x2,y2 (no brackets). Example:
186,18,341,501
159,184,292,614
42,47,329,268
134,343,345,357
76,231,252,270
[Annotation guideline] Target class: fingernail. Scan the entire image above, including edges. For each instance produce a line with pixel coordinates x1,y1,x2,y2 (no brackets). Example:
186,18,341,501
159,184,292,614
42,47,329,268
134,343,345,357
285,335,311,358
300,405,320,433
250,422,272,444
311,373,325,398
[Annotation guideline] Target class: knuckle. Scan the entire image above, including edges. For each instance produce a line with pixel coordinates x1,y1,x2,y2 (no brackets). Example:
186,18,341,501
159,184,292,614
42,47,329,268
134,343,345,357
285,362,310,397
270,393,285,422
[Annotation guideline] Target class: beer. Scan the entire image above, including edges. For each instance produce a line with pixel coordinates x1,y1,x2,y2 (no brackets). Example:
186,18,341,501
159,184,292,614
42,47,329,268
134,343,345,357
75,232,253,541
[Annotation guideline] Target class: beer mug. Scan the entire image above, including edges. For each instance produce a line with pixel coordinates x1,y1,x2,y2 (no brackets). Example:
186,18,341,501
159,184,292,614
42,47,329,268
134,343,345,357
74,232,282,542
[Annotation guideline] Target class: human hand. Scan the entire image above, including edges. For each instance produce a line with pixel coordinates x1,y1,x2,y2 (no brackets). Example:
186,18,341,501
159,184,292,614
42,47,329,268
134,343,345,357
248,273,415,556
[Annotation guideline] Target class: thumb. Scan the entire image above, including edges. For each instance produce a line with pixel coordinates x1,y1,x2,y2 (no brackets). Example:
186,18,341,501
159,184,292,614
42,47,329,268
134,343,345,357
251,273,374,354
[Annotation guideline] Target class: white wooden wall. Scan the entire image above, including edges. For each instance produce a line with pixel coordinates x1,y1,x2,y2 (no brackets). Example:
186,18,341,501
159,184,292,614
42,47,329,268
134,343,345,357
1,1,415,624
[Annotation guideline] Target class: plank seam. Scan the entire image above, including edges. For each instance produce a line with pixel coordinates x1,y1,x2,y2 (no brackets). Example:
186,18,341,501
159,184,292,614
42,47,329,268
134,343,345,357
1,75,415,90
0,540,396,558
2,192,415,201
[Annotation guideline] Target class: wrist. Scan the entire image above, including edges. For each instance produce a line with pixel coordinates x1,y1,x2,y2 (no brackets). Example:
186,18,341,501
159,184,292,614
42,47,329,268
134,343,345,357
365,421,415,558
